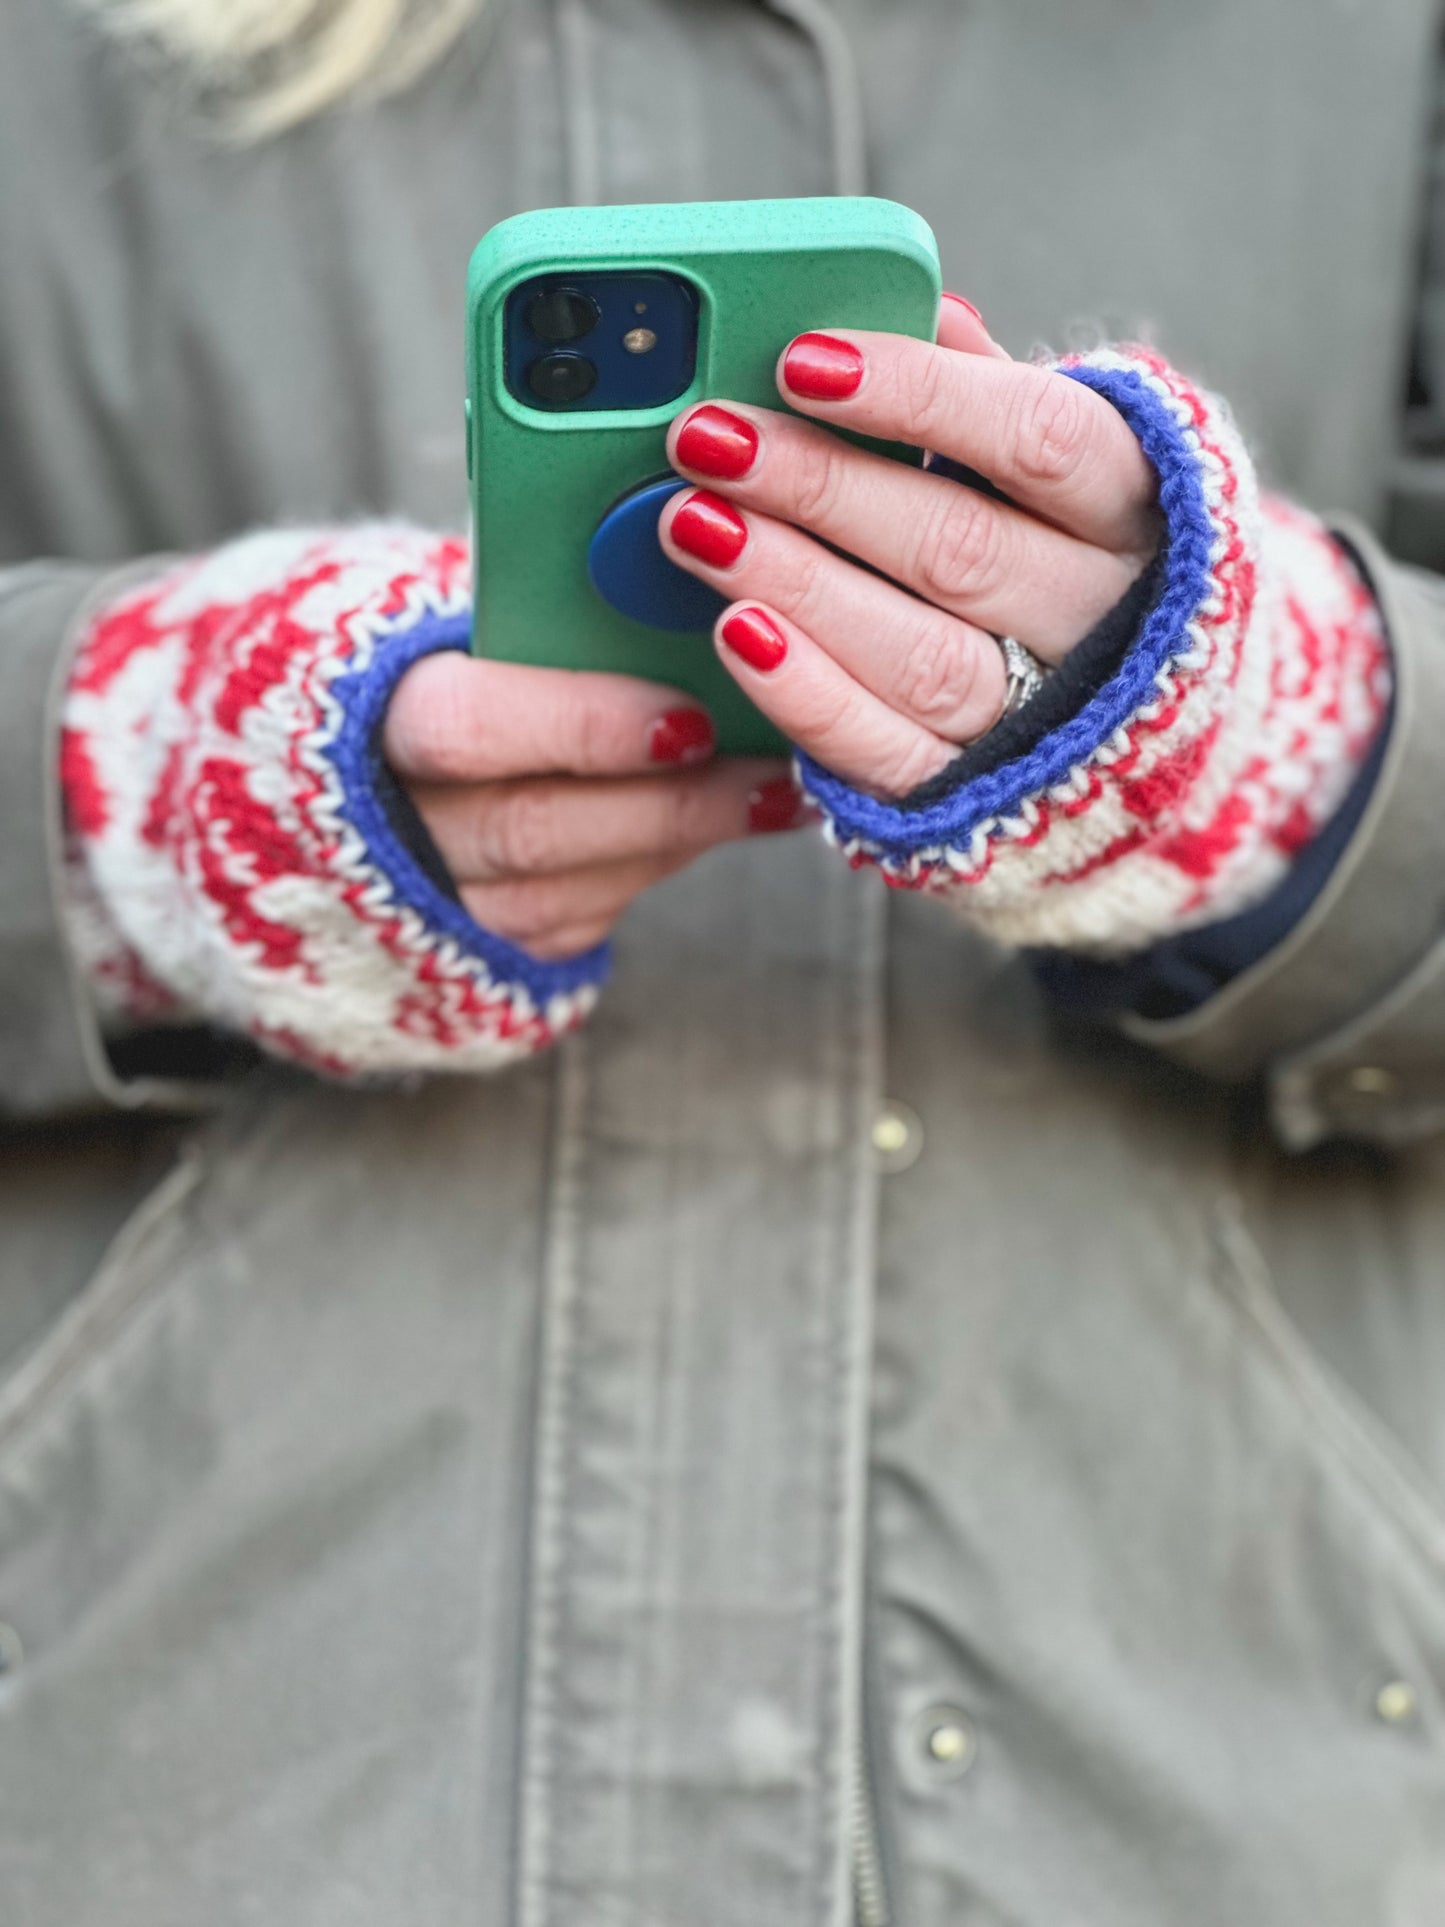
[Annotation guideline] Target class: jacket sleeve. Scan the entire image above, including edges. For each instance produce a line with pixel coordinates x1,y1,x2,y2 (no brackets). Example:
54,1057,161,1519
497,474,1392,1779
1129,527,1445,1150
798,347,1437,1152
2,529,611,1119
0,559,196,1120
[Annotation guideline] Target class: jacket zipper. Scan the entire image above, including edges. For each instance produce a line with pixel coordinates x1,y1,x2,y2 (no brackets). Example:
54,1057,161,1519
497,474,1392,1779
850,1738,890,1927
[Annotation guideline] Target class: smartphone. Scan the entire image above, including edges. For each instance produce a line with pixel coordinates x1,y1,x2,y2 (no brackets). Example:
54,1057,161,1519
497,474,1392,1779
465,198,942,754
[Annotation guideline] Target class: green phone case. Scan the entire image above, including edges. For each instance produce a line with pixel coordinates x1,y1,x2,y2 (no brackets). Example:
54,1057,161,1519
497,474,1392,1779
465,197,942,755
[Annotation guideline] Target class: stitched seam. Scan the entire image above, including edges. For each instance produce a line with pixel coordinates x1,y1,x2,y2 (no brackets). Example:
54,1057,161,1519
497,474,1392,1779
1212,1196,1445,1576
0,1157,203,1457
515,1036,590,1927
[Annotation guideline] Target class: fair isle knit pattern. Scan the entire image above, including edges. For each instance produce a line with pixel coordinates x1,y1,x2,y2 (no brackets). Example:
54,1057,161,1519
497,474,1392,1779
798,349,1392,955
60,526,606,1078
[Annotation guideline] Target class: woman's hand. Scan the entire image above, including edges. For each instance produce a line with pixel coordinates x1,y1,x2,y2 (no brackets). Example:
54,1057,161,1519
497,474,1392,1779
659,297,1162,798
651,327,1389,961
385,655,801,960
62,523,804,1080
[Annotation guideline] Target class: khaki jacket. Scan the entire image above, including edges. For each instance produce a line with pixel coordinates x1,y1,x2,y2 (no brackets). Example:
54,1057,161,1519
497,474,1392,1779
2,1,1445,1921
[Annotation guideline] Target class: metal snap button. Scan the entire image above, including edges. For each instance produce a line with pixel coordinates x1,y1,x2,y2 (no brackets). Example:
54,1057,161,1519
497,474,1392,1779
909,1704,977,1782
872,1099,924,1174
1374,1679,1418,1726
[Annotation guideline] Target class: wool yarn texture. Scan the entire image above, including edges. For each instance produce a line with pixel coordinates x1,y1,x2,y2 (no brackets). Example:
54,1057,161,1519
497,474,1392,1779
60,525,605,1078
59,352,1392,1081
798,348,1392,954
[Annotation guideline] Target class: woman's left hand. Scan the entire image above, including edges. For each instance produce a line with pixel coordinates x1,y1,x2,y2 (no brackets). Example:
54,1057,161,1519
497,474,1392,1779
659,297,1162,798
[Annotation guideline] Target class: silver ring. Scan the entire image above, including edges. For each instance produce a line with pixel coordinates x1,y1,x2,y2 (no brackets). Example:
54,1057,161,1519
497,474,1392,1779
996,635,1050,718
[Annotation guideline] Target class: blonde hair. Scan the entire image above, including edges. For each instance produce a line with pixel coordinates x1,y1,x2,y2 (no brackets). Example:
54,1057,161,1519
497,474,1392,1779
86,0,482,139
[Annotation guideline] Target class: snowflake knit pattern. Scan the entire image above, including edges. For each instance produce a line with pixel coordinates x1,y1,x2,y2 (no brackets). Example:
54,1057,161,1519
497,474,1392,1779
60,525,606,1078
797,348,1392,954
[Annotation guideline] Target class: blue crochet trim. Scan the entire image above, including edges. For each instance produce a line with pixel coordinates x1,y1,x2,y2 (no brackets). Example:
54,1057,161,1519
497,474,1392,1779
796,363,1218,860
325,604,611,1005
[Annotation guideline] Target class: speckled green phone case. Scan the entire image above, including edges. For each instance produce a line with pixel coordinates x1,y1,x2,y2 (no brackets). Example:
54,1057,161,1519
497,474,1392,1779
465,198,942,754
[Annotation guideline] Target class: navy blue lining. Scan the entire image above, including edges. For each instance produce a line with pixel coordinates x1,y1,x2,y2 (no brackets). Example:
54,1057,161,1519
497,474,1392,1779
1034,709,1392,1020
325,605,611,1004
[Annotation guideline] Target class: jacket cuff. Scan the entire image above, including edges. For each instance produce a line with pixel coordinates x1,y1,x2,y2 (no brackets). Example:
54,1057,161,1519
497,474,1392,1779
1130,523,1445,1146
0,560,202,1119
62,529,607,1082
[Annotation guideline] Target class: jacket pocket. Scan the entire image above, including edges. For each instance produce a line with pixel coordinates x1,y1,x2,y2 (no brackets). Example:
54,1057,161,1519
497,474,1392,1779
0,1153,204,1460
1209,1191,1445,1585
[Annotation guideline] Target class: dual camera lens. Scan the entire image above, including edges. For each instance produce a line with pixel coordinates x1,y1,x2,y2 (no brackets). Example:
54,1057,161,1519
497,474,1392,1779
525,287,599,404
509,273,689,411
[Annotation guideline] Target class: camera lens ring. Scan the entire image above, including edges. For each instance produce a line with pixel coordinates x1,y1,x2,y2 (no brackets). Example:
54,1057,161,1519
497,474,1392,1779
526,352,599,406
525,288,601,344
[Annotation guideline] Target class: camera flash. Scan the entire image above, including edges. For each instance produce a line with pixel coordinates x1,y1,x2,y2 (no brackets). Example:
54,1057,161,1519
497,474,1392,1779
623,327,658,354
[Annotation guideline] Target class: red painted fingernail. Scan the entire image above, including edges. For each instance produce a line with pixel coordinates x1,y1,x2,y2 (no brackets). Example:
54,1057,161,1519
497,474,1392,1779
941,291,986,327
675,404,759,480
782,332,865,401
669,490,748,567
720,606,787,673
648,707,715,765
748,777,805,835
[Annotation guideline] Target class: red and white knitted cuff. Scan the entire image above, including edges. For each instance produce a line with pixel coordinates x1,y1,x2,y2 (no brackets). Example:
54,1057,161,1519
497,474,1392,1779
798,349,1391,955
60,526,607,1078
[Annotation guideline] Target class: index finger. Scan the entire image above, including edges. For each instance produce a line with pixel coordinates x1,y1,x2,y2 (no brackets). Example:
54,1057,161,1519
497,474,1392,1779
776,331,1160,554
383,652,717,783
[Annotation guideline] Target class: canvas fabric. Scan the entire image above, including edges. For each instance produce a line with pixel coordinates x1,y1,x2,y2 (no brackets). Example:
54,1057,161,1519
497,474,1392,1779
2,2,1445,1922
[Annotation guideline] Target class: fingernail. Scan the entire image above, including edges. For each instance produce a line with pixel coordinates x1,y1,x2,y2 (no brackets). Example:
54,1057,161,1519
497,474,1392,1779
942,291,986,326
748,777,804,834
940,291,1008,359
675,404,759,480
782,332,865,401
669,489,748,567
649,707,715,765
720,606,787,673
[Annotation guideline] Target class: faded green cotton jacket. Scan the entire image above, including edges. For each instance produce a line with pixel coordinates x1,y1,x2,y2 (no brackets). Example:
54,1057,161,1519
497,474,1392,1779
3,1,1445,1922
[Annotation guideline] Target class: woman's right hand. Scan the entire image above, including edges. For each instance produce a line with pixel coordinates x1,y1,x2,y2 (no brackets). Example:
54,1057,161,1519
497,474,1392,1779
384,654,804,961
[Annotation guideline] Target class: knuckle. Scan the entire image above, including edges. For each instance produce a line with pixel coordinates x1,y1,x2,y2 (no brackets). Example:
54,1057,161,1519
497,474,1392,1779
484,878,571,943
804,677,871,763
781,535,833,625
870,735,950,801
913,488,1007,607
669,779,725,851
385,655,492,780
790,438,847,527
1010,375,1094,490
893,622,982,731
487,787,560,876
895,347,955,442
567,691,625,774
386,687,464,780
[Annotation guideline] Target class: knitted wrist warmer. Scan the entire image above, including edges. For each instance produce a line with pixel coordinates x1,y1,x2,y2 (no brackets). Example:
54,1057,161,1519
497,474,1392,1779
59,526,606,1078
797,349,1392,956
